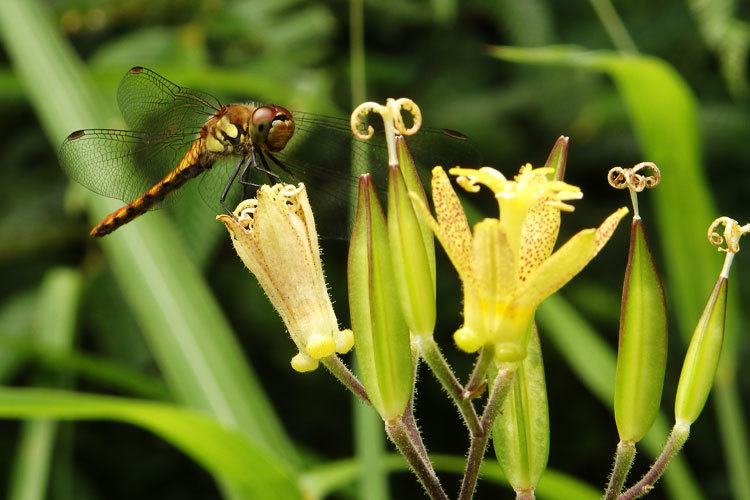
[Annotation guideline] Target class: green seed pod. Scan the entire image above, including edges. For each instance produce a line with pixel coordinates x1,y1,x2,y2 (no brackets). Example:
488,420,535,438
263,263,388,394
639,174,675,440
674,275,727,424
387,156,436,337
493,324,549,492
348,175,414,420
614,218,668,443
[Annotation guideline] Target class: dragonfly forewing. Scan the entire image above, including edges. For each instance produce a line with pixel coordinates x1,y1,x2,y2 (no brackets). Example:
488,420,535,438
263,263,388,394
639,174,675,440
59,128,194,209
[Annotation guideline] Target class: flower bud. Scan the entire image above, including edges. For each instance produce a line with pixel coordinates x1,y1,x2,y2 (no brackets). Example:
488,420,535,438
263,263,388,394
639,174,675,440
614,218,668,442
348,175,414,419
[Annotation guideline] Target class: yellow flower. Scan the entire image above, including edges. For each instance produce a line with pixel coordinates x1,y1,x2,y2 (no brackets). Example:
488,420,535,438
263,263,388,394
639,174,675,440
412,164,628,361
218,183,353,372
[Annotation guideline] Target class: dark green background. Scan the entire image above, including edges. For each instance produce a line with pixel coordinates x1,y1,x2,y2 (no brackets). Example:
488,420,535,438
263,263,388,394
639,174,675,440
1,1,749,499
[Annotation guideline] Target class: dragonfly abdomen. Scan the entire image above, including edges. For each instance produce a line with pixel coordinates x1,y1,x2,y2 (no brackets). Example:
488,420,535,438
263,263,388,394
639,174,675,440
90,139,209,237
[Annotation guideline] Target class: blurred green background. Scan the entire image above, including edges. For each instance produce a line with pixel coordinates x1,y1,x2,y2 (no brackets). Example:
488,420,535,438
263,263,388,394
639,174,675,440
0,0,748,499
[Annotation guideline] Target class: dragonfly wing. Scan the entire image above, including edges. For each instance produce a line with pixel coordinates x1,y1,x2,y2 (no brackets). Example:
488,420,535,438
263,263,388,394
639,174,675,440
291,111,482,185
117,67,220,136
197,111,481,239
58,128,191,208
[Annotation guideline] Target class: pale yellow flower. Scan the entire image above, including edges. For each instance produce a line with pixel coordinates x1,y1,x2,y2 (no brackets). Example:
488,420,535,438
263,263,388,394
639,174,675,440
218,184,353,372
412,165,628,361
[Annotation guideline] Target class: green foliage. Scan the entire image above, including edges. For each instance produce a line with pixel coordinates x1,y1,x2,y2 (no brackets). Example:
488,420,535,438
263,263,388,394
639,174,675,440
0,0,748,499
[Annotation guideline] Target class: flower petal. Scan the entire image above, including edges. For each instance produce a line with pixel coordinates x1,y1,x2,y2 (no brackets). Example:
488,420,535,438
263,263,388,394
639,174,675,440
218,214,285,319
410,167,473,282
516,207,628,307
518,198,561,281
471,219,516,305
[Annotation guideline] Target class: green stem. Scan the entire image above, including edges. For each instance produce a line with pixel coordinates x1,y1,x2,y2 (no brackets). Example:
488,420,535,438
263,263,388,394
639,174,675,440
321,355,370,405
402,401,431,464
464,345,494,399
604,440,636,500
587,0,638,52
349,0,366,105
385,415,448,500
458,365,517,500
516,489,535,500
618,422,690,500
415,335,482,435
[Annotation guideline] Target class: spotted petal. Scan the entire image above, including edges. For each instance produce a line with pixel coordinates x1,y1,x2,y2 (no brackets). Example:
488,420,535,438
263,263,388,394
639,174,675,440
517,207,628,307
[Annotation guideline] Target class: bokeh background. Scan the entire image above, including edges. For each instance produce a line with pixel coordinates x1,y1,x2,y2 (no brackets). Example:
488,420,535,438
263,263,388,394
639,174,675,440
0,0,749,499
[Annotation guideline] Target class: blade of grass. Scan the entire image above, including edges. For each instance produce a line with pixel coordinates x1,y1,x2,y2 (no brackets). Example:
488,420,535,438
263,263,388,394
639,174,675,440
0,334,171,400
7,268,81,500
0,388,301,500
0,0,301,478
353,390,388,500
302,453,601,500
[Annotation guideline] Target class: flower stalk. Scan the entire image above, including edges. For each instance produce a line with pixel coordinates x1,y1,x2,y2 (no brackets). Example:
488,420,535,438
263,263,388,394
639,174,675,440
459,364,517,500
604,440,636,500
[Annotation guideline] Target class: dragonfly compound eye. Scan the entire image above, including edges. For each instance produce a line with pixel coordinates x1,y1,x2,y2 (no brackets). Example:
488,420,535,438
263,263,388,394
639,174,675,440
252,105,295,152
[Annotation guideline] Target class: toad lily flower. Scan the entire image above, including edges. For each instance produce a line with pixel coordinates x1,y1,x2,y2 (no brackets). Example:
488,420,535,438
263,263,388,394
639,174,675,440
218,183,353,372
412,164,628,361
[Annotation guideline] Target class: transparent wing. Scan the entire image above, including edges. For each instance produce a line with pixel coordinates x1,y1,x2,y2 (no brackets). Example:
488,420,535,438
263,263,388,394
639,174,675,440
117,66,220,136
58,67,222,208
58,128,195,208
197,111,482,237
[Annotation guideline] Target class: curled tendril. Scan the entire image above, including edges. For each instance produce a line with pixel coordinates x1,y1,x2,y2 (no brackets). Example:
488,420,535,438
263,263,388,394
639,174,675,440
707,216,750,254
607,162,661,192
350,97,422,140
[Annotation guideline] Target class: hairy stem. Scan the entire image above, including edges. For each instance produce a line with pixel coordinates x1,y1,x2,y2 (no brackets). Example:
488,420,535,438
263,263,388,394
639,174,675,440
604,440,636,500
464,345,494,400
321,355,370,404
618,422,690,500
386,415,448,500
458,364,517,500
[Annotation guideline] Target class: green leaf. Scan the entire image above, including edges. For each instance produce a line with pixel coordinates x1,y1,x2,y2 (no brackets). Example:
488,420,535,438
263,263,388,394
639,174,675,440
303,453,600,500
0,388,301,500
8,268,81,500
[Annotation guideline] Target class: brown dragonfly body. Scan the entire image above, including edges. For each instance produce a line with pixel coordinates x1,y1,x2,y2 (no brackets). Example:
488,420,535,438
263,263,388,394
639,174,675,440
84,132,204,236
61,68,294,237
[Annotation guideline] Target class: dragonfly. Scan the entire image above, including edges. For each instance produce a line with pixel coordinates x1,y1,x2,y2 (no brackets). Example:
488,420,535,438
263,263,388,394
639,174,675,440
59,67,480,237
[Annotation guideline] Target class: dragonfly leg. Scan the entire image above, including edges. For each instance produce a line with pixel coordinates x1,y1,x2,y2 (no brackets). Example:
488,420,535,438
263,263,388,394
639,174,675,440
220,154,248,215
237,150,282,187
266,152,298,180
238,151,259,200
258,152,283,184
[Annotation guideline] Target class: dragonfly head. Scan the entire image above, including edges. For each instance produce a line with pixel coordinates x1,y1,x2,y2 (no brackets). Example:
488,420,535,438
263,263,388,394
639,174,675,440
251,105,295,152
